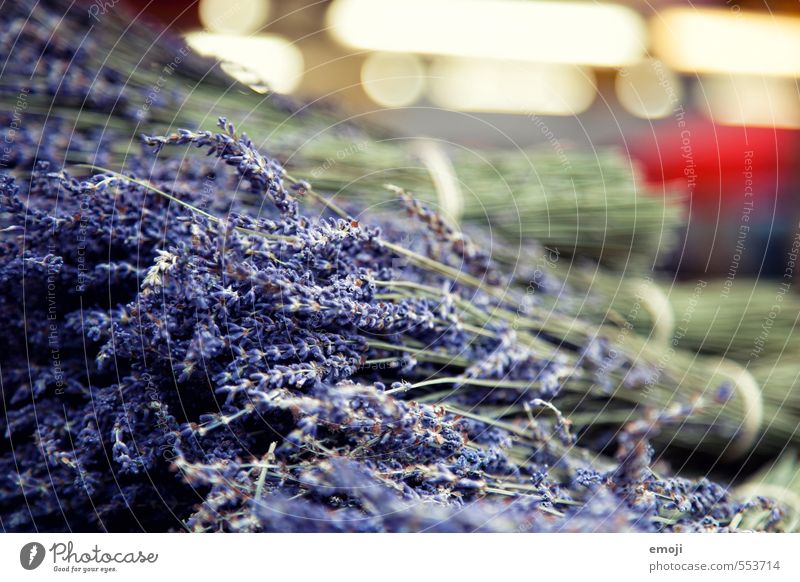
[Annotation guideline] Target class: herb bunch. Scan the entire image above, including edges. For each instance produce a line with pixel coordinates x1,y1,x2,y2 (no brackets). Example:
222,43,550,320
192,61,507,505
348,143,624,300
0,115,788,532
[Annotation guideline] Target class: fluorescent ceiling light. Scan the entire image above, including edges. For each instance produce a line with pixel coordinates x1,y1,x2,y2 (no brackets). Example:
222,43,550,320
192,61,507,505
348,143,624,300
428,59,596,115
653,8,800,77
328,0,646,67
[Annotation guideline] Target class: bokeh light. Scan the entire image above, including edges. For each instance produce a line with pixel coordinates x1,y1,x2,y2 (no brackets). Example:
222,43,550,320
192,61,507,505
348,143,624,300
361,53,426,107
616,58,682,120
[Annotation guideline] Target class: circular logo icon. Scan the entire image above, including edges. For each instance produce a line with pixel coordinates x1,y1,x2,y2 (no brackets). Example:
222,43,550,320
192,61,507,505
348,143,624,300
20,542,46,570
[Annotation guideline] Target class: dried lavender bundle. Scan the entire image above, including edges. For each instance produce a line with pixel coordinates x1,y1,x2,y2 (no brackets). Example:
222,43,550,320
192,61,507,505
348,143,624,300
748,363,800,452
662,279,800,362
0,115,786,532
1,115,758,457
570,277,800,364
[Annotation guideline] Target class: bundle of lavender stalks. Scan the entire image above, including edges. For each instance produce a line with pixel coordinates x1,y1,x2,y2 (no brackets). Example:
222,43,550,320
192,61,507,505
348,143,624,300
0,0,797,533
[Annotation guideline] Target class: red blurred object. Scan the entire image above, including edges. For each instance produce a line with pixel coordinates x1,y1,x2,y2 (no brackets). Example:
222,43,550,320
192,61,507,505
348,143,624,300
629,116,799,216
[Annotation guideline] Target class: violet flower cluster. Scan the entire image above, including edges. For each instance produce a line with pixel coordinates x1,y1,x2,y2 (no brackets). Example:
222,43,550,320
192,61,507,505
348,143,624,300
0,116,783,532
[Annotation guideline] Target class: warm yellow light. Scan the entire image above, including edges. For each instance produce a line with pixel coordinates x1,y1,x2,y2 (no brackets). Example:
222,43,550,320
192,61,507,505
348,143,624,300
698,75,800,129
199,0,271,35
361,53,426,107
185,32,303,94
428,59,595,115
328,0,646,67
616,58,681,120
653,8,800,77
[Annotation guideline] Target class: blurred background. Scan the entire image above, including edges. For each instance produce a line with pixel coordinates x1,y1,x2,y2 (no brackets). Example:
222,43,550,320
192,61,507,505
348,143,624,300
127,0,800,277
